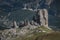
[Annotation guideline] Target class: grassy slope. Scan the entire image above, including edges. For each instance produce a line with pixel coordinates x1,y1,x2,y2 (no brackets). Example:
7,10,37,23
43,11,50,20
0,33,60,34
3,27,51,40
37,32,60,40
23,32,60,40
14,32,60,40
13,26,56,40
1,24,60,40
23,26,54,40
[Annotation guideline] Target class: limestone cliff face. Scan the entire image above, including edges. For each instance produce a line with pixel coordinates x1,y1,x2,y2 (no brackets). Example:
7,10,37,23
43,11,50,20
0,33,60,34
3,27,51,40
34,9,48,27
32,0,53,27
39,9,48,27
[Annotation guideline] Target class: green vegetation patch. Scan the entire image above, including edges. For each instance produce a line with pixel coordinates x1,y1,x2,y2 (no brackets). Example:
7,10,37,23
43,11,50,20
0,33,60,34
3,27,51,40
37,32,60,40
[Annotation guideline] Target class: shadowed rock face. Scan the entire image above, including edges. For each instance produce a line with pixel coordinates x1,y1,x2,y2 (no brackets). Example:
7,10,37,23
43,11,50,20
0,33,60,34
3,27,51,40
0,0,60,29
45,0,53,5
0,0,54,12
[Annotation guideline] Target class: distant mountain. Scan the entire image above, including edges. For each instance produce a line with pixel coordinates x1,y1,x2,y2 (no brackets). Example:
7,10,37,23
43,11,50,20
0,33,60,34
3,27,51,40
0,0,60,16
0,0,54,12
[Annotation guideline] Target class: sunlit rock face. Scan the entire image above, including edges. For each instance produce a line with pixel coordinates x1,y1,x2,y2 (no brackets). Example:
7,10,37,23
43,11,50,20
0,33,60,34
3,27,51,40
13,21,19,28
38,9,48,27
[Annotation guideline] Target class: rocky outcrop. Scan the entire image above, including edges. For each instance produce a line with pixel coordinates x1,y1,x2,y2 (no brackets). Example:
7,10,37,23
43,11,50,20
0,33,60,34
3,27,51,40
38,9,48,27
33,9,48,27
13,21,19,28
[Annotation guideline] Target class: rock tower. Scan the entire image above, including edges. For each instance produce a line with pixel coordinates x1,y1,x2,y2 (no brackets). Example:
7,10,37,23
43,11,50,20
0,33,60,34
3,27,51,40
38,9,48,27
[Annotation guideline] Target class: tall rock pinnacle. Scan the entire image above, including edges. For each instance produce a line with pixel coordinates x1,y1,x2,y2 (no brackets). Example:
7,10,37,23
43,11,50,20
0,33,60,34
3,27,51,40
39,9,48,27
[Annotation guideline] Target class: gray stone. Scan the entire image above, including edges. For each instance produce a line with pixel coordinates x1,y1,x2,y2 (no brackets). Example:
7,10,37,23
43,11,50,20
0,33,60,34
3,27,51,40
37,9,48,27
